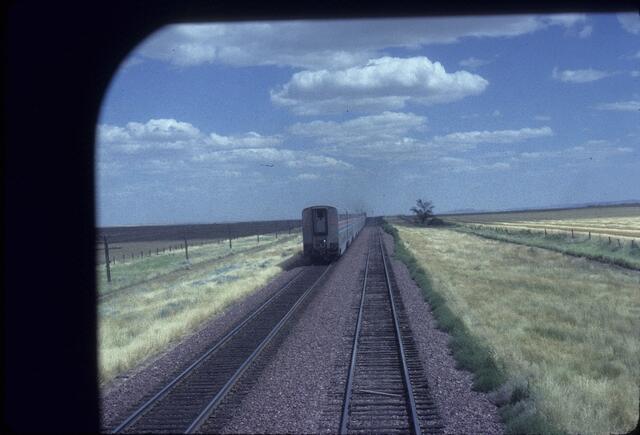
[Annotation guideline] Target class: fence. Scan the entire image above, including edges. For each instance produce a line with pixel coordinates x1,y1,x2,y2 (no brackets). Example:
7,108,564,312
463,223,638,250
96,225,302,283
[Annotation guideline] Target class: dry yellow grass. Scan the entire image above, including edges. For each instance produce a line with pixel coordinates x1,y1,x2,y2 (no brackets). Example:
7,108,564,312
465,217,640,240
98,236,301,385
444,206,640,240
395,224,640,434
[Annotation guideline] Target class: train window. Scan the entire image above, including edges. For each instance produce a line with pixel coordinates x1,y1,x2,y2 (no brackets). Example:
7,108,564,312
94,12,639,435
313,209,328,234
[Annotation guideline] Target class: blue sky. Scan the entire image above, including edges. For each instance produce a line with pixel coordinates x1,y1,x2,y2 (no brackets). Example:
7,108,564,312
97,13,639,226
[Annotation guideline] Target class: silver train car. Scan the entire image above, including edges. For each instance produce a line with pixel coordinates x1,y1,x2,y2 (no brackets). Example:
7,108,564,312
302,205,366,261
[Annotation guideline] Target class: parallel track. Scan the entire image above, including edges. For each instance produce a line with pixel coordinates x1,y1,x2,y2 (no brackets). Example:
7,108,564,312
111,265,331,434
339,230,442,434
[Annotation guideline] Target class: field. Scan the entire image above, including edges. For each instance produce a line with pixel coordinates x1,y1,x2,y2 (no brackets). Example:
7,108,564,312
387,221,640,433
454,225,640,270
98,233,302,385
97,233,295,296
442,205,640,239
96,219,301,264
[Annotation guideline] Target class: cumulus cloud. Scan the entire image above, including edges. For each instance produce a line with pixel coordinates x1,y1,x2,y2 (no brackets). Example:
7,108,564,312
437,156,511,173
594,100,640,112
518,140,635,163
194,147,353,170
433,127,553,150
135,16,586,69
459,57,492,69
552,67,612,83
295,173,320,180
272,56,488,115
290,111,426,145
208,131,282,148
618,13,640,35
98,119,202,153
577,25,593,38
97,118,353,176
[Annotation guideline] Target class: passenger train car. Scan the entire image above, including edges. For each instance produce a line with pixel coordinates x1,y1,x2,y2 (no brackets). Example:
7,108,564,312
302,205,366,261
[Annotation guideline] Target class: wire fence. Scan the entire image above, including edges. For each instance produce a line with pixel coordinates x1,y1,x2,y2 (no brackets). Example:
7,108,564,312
96,225,302,283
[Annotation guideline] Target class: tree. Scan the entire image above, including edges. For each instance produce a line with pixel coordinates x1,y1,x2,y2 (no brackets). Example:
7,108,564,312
411,199,434,225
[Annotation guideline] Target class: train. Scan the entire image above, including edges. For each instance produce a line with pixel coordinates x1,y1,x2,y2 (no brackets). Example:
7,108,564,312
302,205,366,261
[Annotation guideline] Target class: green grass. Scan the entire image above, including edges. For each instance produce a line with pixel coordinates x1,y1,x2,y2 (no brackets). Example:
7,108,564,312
382,222,507,392
97,233,295,295
383,220,640,434
98,235,301,384
455,224,640,270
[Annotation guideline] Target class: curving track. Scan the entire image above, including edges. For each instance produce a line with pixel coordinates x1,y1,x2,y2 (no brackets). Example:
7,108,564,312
110,265,330,434
339,230,443,434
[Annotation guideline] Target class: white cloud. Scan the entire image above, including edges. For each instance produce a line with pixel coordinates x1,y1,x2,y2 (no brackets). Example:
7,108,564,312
594,100,640,112
518,140,635,163
459,57,492,69
98,119,202,153
437,156,511,173
135,16,586,69
194,147,353,170
272,56,488,115
290,111,426,145
577,25,593,38
295,173,320,181
544,14,587,28
618,13,640,35
434,127,553,149
208,131,282,148
552,67,612,83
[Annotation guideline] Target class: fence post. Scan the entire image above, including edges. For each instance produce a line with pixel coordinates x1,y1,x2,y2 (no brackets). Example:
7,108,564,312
608,236,611,244
544,228,547,236
184,237,189,260
103,236,111,283
588,231,591,240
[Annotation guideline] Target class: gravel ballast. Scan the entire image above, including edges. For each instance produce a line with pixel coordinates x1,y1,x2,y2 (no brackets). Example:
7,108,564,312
100,266,306,431
102,226,504,434
210,226,371,434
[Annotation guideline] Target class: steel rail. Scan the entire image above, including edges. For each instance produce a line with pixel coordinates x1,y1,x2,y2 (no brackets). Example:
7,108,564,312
111,268,305,433
379,231,422,435
339,245,371,434
185,264,333,433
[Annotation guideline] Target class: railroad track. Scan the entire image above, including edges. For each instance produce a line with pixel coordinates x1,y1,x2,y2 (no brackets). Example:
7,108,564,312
111,264,331,434
339,230,442,434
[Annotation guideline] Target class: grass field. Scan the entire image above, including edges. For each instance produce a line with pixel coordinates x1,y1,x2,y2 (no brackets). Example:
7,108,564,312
388,221,639,434
97,233,295,296
98,234,301,384
455,225,640,270
441,204,640,222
